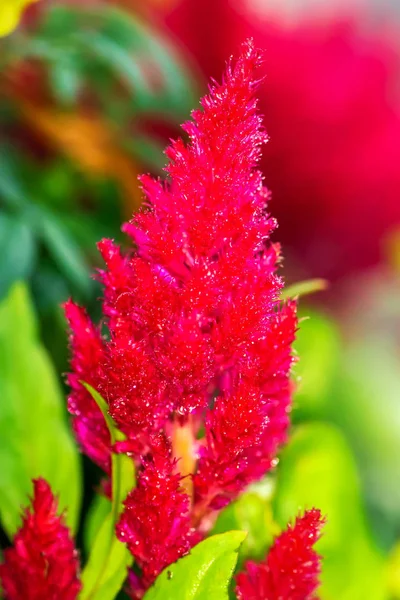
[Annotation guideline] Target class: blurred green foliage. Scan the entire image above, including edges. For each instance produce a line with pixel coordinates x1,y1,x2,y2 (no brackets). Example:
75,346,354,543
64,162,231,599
213,489,275,571
208,307,400,599
274,423,386,600
0,282,81,537
294,308,400,551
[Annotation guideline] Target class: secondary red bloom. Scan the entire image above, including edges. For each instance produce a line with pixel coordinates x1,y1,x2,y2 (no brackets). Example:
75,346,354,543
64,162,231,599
236,509,325,600
0,478,81,600
66,40,298,594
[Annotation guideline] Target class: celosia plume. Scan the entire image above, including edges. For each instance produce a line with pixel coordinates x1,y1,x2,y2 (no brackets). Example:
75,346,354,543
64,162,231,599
236,509,325,600
65,40,298,596
0,478,81,600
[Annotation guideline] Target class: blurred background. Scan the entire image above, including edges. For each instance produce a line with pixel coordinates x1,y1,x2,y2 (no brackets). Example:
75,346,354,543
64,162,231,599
1,0,400,598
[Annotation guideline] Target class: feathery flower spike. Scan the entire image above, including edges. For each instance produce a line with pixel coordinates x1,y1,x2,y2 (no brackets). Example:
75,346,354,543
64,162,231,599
236,509,325,600
0,478,81,600
65,39,299,596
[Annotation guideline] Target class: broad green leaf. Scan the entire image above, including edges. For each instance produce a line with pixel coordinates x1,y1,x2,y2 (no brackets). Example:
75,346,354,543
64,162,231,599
144,531,246,600
0,283,81,536
81,384,135,600
292,311,341,421
273,423,386,600
0,214,36,299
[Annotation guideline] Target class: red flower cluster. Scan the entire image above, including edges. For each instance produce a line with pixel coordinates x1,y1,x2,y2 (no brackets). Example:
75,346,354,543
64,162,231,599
0,479,81,600
64,40,298,596
236,509,325,600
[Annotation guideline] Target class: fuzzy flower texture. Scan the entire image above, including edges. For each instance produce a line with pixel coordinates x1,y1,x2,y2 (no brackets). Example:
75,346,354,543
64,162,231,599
0,41,324,599
0,479,81,600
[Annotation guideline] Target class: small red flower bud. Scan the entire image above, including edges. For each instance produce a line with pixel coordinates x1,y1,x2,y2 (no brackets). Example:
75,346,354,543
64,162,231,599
236,509,325,600
0,479,81,600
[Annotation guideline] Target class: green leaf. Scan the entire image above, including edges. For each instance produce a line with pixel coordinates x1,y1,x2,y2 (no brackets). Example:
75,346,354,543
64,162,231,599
37,4,80,40
75,5,196,116
144,531,246,600
281,278,328,301
81,513,132,600
49,60,82,106
34,3,196,117
273,423,386,600
76,30,153,100
32,207,92,298
80,384,135,600
0,214,36,299
0,282,81,536
84,493,111,555
83,383,134,525
0,148,28,209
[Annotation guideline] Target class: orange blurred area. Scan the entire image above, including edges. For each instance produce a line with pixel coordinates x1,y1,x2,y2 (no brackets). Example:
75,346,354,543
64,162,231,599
20,101,142,213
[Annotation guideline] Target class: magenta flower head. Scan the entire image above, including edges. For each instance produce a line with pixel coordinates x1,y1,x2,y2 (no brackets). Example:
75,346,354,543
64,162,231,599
0,478,81,600
65,39,299,596
236,509,325,600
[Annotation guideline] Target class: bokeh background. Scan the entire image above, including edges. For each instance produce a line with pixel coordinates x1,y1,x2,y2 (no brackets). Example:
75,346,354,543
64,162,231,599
1,0,400,598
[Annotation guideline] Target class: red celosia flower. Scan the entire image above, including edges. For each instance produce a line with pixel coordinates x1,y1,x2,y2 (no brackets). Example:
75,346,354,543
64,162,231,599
66,40,298,595
159,1,400,282
236,509,325,600
117,435,200,597
0,478,81,600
